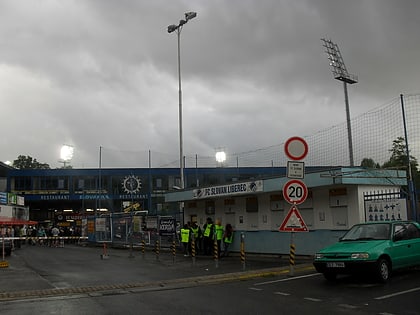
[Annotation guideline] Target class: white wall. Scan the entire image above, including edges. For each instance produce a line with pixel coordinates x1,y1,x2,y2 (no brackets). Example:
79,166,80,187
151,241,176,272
184,184,404,231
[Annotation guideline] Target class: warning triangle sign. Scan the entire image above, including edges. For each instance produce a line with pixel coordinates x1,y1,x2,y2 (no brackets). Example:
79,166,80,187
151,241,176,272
279,205,309,232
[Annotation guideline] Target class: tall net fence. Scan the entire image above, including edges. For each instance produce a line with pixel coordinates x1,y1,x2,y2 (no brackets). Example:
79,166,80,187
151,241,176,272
99,94,420,169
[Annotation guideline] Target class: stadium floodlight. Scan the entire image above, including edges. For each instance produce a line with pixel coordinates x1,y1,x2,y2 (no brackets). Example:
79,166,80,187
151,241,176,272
215,151,227,164
167,11,197,189
60,144,74,167
322,38,358,166
185,12,197,21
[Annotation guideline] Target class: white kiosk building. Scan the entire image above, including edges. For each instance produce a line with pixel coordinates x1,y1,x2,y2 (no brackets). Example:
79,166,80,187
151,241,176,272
165,167,408,255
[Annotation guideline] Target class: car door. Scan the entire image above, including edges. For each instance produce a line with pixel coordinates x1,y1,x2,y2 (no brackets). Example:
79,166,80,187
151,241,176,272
390,223,420,269
390,223,411,268
405,223,420,266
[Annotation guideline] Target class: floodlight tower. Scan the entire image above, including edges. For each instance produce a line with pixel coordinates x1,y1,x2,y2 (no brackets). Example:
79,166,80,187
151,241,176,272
322,38,358,166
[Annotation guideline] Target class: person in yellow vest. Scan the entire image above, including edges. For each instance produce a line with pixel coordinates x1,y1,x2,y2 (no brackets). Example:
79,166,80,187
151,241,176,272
222,223,234,257
202,217,214,255
214,219,224,258
180,224,191,256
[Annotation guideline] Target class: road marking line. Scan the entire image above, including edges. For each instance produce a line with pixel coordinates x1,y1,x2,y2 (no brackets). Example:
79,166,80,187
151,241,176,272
254,273,320,286
375,287,420,300
249,287,263,291
274,292,290,296
338,304,359,309
304,297,322,302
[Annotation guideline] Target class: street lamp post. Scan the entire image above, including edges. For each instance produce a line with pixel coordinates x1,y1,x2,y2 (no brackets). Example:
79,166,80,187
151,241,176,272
168,11,197,190
322,38,358,167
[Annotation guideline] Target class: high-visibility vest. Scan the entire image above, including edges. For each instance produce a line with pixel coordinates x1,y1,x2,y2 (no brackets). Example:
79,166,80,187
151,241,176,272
191,227,199,239
203,224,213,237
180,228,190,243
224,231,234,244
215,224,224,240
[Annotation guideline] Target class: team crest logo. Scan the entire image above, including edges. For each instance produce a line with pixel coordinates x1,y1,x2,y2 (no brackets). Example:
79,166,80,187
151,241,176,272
122,175,142,194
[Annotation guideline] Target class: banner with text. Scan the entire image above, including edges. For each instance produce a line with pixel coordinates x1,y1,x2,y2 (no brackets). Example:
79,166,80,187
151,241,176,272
193,180,263,199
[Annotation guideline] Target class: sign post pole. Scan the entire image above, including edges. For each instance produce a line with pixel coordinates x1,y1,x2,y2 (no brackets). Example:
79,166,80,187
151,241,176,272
281,136,310,276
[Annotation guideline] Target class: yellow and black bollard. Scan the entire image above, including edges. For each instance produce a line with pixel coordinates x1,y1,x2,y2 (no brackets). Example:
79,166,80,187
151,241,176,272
172,238,176,263
289,232,296,276
240,232,246,270
155,239,160,261
0,260,8,268
1,237,9,268
140,238,145,258
191,234,196,266
213,236,219,268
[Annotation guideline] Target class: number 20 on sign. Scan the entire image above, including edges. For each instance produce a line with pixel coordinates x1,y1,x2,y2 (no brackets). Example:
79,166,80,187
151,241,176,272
282,179,308,205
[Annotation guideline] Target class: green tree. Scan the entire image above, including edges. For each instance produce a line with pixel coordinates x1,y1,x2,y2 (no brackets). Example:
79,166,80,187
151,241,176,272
12,155,50,169
382,136,418,172
360,158,380,168
382,137,420,193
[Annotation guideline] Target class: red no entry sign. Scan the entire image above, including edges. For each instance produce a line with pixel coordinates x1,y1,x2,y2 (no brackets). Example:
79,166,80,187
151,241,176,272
284,137,308,161
282,179,308,205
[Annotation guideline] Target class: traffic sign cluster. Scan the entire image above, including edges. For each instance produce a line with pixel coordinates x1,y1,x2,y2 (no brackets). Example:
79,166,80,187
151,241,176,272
279,137,309,232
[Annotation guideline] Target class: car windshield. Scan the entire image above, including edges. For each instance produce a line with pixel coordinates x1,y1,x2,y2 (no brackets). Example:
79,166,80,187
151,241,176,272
341,223,391,241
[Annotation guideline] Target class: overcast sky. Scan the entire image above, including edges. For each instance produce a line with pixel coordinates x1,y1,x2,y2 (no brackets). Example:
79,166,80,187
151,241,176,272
1,0,419,168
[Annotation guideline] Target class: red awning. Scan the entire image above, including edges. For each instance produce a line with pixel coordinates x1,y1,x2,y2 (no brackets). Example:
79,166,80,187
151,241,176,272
0,217,38,226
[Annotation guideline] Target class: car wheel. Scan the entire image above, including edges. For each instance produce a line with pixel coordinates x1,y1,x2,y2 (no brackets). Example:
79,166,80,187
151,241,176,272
323,272,337,281
376,258,391,283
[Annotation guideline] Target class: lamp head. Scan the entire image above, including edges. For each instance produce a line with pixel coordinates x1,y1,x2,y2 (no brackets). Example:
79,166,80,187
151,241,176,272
60,145,74,161
215,151,226,163
167,24,177,33
185,11,197,21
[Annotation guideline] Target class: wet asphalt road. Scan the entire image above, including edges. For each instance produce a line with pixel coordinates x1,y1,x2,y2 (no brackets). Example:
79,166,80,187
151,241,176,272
1,243,311,296
2,244,419,314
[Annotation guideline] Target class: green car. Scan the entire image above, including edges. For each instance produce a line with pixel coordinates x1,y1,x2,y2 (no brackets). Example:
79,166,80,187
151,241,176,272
313,221,420,282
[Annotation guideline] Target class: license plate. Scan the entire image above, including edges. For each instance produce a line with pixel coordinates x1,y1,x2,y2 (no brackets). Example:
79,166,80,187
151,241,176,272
327,262,345,268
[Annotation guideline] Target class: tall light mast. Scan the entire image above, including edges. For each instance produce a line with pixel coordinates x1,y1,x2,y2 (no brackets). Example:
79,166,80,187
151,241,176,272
322,38,358,166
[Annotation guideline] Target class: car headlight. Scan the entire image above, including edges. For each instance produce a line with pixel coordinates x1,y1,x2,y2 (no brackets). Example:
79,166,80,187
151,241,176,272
314,253,324,259
351,253,370,259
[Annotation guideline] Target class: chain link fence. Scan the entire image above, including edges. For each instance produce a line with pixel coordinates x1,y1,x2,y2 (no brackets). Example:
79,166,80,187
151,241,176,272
98,94,420,169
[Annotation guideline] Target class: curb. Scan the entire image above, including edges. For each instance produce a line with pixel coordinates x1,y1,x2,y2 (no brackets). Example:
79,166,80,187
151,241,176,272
0,264,315,302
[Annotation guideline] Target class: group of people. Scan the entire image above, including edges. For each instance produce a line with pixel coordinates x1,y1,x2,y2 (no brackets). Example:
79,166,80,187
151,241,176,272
0,224,82,248
180,218,234,258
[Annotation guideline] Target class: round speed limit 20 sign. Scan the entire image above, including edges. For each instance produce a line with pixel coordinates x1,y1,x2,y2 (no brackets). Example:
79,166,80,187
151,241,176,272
282,179,308,205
